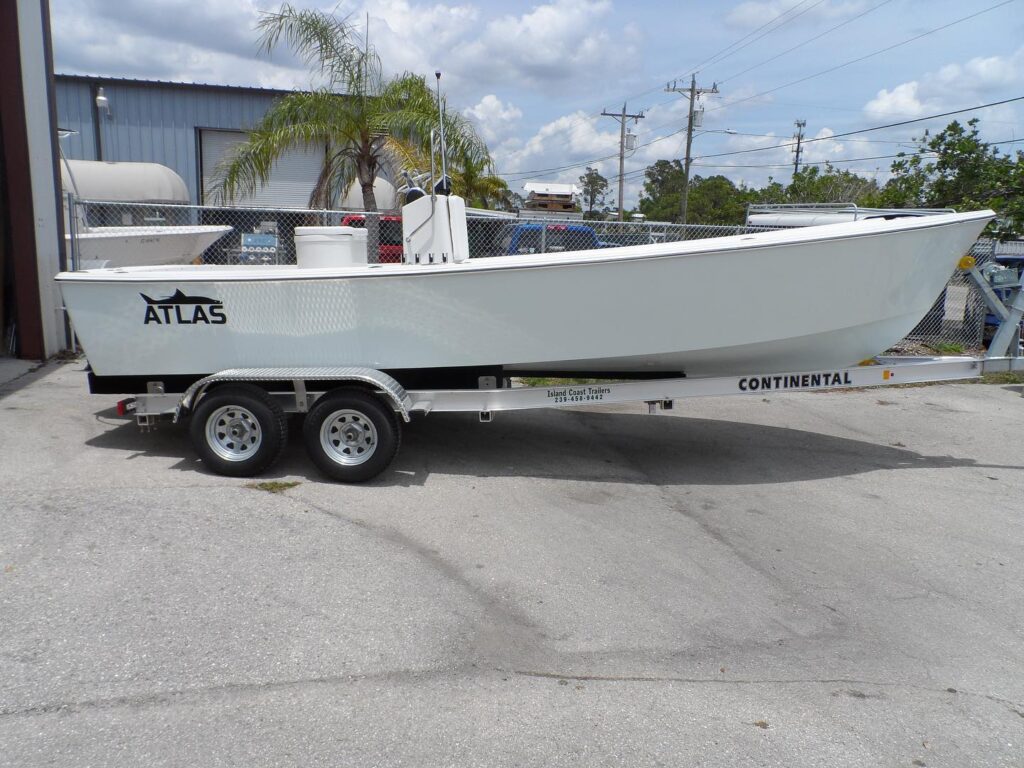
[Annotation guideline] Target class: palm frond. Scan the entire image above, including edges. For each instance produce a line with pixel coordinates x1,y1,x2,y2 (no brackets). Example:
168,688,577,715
257,4,360,89
226,9,494,211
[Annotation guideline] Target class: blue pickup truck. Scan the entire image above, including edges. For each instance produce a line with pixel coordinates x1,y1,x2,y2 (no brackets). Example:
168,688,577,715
500,223,615,254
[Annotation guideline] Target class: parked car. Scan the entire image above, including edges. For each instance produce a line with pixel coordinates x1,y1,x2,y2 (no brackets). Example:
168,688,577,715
340,214,403,263
499,223,616,255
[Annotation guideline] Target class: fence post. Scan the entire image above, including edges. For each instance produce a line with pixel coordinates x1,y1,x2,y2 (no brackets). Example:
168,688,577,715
65,192,79,271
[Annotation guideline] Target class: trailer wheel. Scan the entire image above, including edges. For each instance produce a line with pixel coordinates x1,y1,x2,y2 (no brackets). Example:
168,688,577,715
302,389,400,482
189,385,287,477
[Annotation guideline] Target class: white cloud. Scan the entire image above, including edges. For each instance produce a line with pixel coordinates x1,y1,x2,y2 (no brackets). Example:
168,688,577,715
450,0,638,92
53,0,643,117
496,111,619,177
864,46,1024,121
864,82,935,120
463,95,523,144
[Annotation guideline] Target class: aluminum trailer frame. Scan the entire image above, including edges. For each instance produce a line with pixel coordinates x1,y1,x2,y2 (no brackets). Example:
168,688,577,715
126,356,1024,426
111,355,1024,483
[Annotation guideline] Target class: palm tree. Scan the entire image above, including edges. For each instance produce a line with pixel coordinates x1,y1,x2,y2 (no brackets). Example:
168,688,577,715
214,5,489,215
451,149,510,209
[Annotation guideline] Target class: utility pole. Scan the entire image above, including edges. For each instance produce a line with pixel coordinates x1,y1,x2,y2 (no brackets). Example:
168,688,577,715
792,119,806,175
601,103,645,221
666,75,718,227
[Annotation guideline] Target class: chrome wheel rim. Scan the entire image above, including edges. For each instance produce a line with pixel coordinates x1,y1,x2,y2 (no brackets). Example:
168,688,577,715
205,405,263,462
320,409,378,466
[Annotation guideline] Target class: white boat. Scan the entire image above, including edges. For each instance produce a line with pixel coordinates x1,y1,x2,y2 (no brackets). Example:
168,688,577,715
60,158,232,268
70,225,234,269
56,195,993,391
745,204,955,228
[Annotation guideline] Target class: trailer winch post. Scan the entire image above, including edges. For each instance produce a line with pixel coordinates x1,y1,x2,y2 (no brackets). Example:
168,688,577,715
960,256,1023,358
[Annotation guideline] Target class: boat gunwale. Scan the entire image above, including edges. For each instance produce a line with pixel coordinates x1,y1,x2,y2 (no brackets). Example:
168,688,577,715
55,209,994,285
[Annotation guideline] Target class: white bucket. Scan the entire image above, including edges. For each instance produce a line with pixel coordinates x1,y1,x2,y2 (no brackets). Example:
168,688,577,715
294,226,368,268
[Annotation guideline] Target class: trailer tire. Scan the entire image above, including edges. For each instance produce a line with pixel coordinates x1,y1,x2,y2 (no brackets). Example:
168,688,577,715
302,389,400,482
189,385,287,477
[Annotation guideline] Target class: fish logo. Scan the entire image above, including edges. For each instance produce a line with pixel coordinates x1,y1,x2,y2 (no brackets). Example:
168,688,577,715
141,289,226,325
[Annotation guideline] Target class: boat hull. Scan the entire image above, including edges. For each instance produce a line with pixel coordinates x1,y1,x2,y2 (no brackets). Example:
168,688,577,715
57,211,992,381
68,225,233,269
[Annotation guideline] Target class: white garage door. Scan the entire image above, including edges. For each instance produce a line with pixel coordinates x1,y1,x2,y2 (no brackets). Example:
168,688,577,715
200,129,325,208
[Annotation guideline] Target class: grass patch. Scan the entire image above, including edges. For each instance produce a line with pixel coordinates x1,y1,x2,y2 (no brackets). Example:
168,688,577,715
927,342,966,355
977,371,1024,385
246,480,301,493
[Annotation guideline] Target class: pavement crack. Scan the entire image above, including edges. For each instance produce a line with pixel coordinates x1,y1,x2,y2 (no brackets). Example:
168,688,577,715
0,667,449,720
512,670,1024,710
281,490,550,662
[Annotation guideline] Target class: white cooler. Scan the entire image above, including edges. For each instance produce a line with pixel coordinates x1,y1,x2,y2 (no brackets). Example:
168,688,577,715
294,226,368,268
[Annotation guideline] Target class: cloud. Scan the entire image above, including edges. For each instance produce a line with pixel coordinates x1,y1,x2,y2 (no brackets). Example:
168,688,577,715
463,95,523,144
51,0,311,86
450,0,639,93
864,46,1024,121
495,111,619,178
52,0,643,117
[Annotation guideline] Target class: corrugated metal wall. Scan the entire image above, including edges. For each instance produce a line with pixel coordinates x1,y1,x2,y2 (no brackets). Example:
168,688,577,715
55,76,282,204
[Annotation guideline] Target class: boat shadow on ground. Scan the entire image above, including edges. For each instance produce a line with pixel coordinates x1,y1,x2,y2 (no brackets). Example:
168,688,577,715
86,406,1023,487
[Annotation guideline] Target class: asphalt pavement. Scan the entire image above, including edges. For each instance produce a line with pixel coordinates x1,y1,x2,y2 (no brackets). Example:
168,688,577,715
1,359,1022,767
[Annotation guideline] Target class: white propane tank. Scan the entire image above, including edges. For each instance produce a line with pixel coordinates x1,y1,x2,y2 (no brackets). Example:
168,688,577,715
294,226,368,267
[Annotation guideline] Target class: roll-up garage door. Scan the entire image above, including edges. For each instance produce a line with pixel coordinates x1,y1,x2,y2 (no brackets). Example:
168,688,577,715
200,129,325,207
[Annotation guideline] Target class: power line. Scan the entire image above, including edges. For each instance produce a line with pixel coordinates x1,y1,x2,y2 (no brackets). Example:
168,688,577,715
682,0,827,77
704,0,1017,117
690,137,1024,170
488,0,831,163
593,0,1007,139
693,95,1024,161
576,0,821,122
571,137,1024,188
717,0,895,85
498,1,1016,180
692,152,928,170
497,94,1024,181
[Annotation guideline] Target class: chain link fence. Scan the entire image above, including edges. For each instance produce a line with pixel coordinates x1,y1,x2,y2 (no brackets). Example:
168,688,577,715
67,198,776,266
891,239,993,354
68,198,1010,353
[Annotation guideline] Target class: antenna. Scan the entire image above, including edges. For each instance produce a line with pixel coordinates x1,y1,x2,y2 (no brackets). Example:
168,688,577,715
434,70,451,195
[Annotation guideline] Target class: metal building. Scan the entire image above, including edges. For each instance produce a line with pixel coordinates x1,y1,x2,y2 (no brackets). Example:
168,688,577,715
55,75,324,207
1,0,65,361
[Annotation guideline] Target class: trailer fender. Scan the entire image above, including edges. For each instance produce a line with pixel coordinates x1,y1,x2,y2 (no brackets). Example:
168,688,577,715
174,367,411,423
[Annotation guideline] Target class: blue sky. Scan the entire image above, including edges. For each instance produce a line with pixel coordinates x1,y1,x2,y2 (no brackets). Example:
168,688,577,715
51,0,1024,207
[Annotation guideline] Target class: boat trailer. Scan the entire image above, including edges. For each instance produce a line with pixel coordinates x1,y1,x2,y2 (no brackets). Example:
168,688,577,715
118,354,1024,483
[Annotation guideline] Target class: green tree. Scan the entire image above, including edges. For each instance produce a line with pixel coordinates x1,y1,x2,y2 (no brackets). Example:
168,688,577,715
749,177,787,205
872,119,1023,236
639,163,756,224
578,166,609,217
214,4,489,214
451,148,509,209
685,175,752,225
638,159,686,222
785,164,879,204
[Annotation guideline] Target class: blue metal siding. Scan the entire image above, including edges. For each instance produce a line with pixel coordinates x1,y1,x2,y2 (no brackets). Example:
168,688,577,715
55,78,280,203
55,80,98,160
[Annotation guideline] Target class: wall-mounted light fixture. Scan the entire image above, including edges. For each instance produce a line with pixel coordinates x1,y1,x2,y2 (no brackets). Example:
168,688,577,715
95,86,110,116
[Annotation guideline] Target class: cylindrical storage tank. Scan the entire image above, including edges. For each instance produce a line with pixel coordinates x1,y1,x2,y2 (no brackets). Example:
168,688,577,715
294,226,369,268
